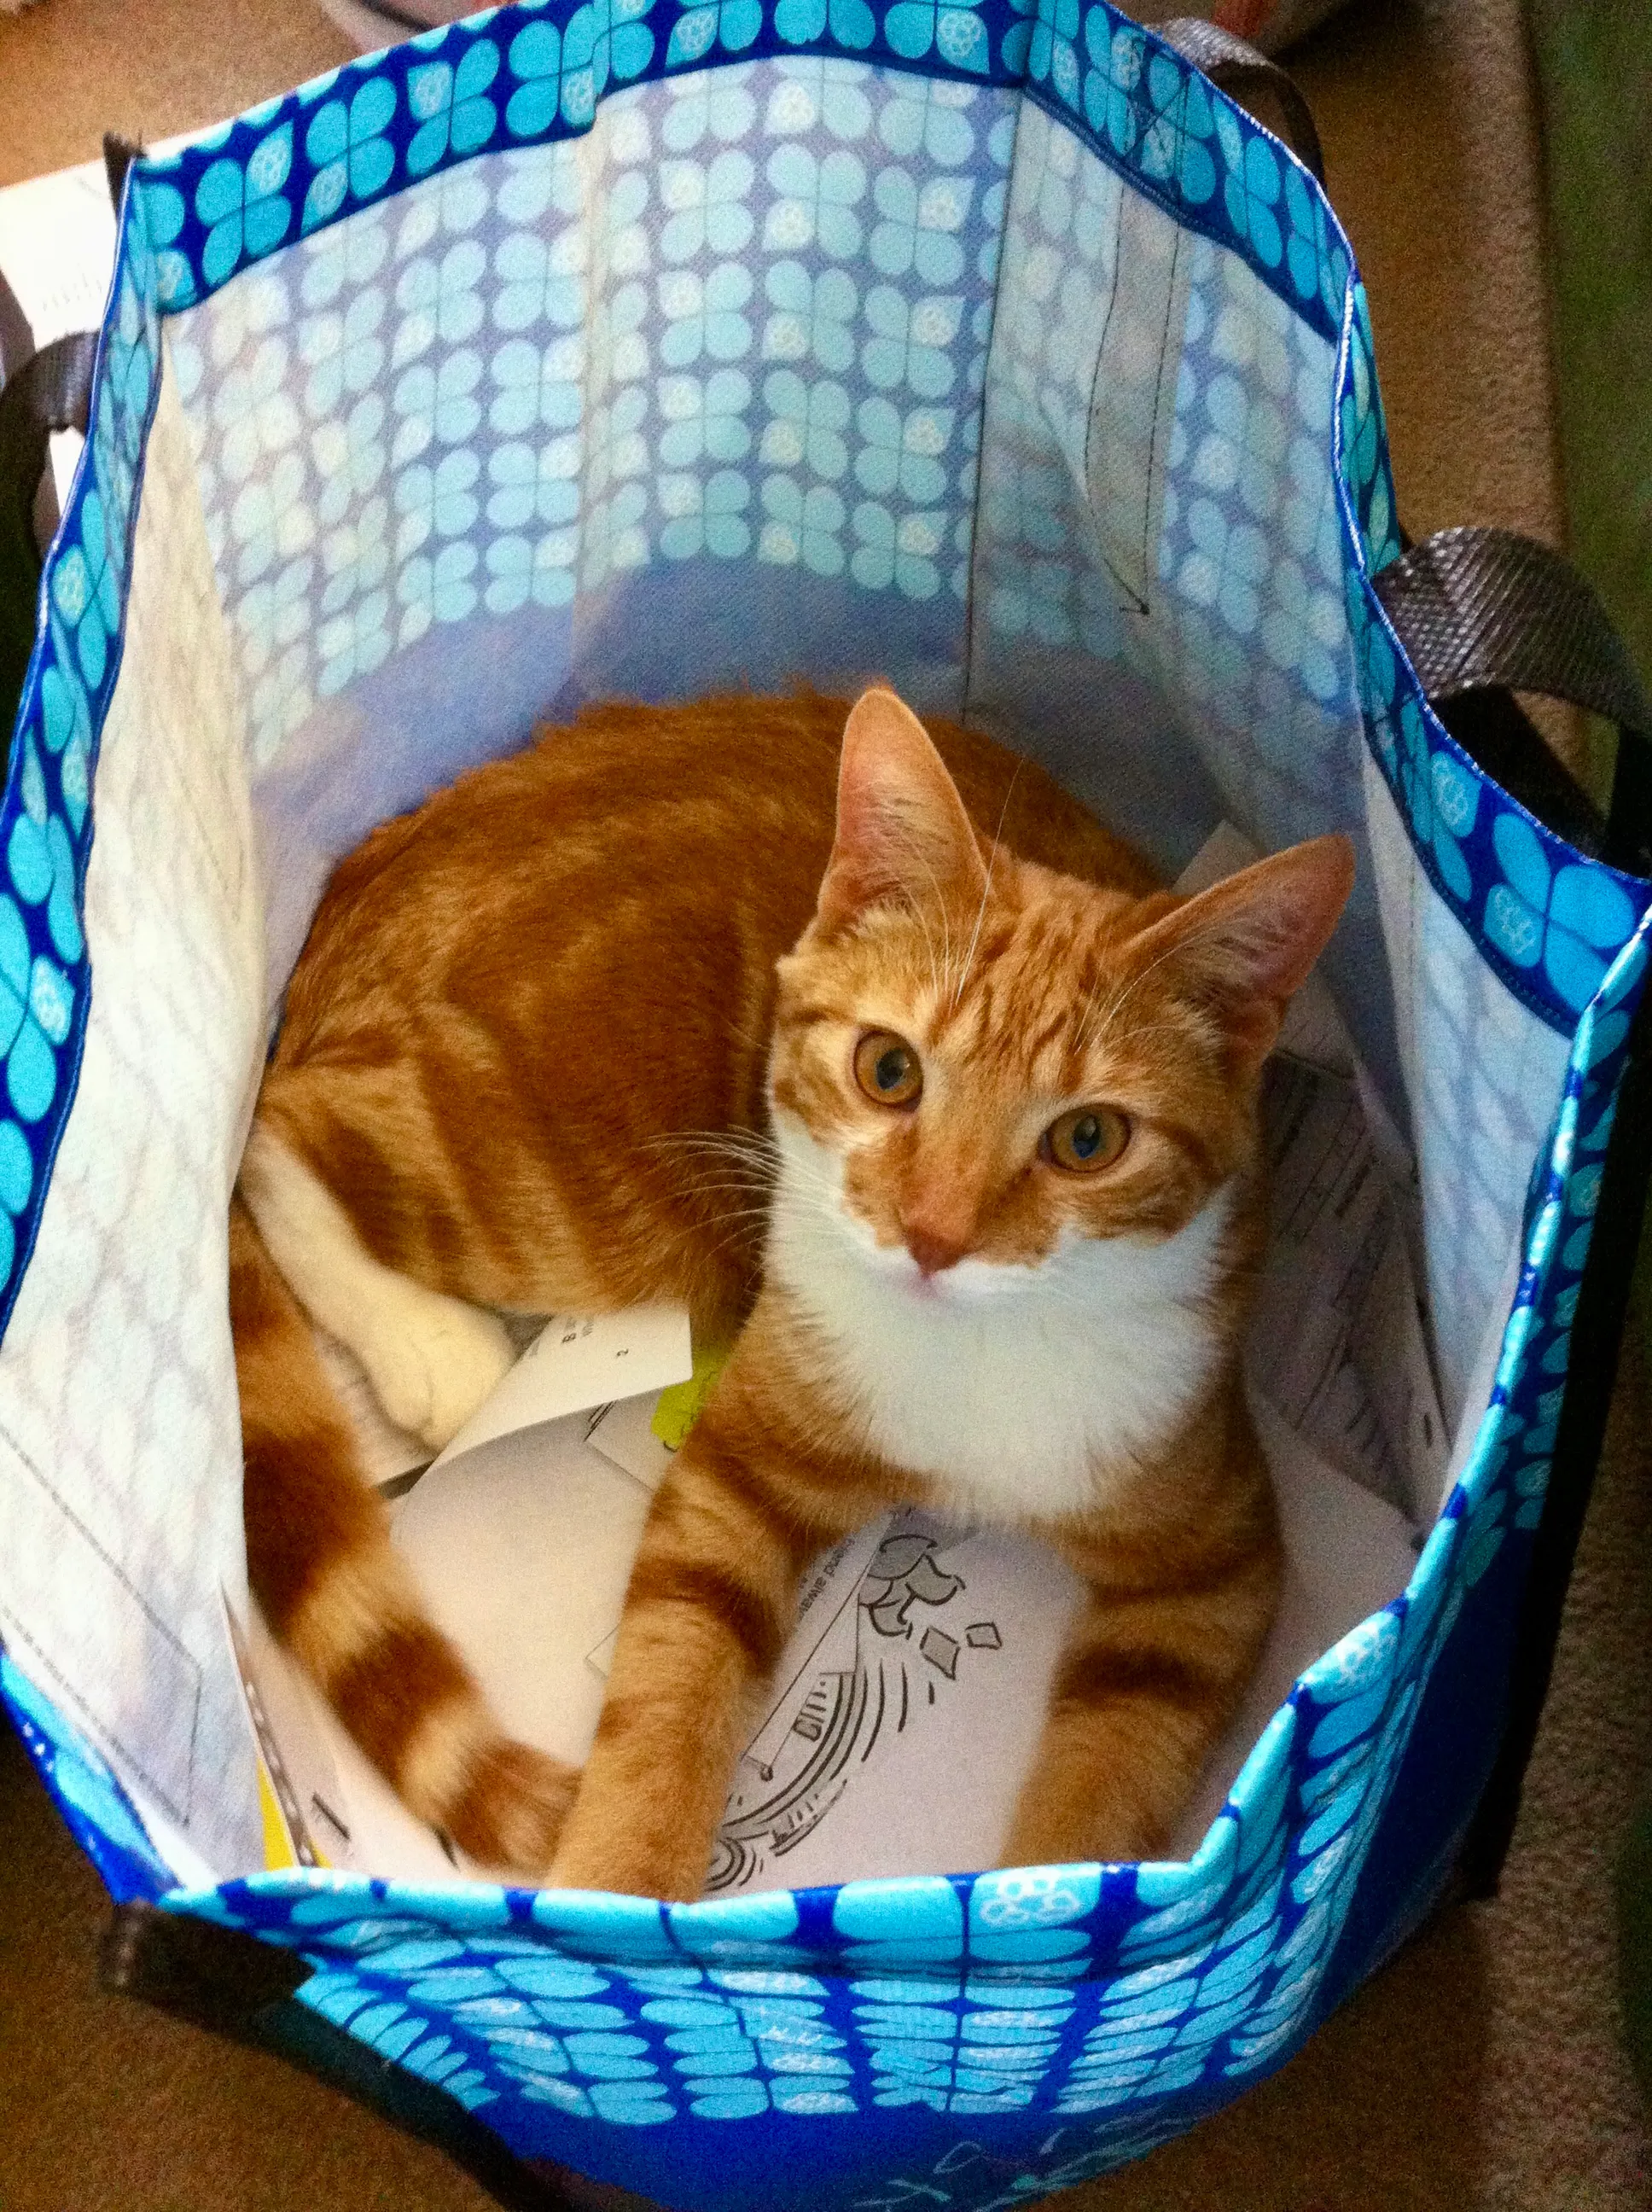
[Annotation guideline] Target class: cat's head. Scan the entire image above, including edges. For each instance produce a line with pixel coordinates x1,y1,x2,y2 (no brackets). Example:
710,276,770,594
767,687,1354,1306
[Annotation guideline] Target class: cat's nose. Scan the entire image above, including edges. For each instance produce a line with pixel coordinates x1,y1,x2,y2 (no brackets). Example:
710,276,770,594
904,1221,967,1277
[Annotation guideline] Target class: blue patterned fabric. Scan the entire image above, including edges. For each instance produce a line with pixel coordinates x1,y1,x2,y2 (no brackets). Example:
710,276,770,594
1,1653,176,1904
3,3,1650,2205
0,201,163,1341
130,2,1347,341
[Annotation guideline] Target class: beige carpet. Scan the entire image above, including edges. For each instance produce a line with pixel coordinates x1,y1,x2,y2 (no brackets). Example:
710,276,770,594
1,0,1648,2205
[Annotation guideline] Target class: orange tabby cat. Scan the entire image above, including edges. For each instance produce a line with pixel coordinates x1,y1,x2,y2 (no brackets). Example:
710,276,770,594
233,686,1352,1893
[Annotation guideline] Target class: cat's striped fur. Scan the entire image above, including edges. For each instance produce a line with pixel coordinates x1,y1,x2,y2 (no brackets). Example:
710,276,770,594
233,686,1352,1890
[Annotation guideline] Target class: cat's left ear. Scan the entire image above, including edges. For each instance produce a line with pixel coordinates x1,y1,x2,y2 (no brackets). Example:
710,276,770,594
1136,835,1357,1070
815,687,988,934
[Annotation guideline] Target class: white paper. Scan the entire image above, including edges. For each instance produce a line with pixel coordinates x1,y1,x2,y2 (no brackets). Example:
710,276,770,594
1248,1054,1448,1520
433,1307,692,1464
393,1414,655,1762
709,1514,1085,1893
1175,827,1448,1525
0,161,118,355
585,1389,676,1494
270,1372,1414,1890
224,1592,357,1871
223,1302,690,1871
702,1389,1416,1890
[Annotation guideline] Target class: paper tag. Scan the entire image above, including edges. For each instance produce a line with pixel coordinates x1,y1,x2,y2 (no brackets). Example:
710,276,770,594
433,1306,693,1466
585,1391,675,1494
393,1411,656,1766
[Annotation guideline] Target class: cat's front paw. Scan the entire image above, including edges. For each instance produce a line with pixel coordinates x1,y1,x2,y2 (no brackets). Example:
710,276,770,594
361,1289,516,1452
548,1816,712,1903
447,1740,579,1877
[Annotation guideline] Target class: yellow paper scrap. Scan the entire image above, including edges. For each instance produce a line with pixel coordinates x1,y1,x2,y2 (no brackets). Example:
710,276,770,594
651,1338,736,1452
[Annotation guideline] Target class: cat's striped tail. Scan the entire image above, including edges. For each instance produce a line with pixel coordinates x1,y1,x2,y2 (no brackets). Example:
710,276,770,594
229,1193,577,1873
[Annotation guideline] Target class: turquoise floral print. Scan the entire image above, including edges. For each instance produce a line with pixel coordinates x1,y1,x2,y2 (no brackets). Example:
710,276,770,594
196,124,294,287
407,41,501,178
759,474,846,571
302,79,398,233
762,260,859,372
1215,106,1283,268
885,0,990,72
1486,812,1638,1013
667,0,764,68
760,369,852,476
49,492,119,691
1396,701,1479,902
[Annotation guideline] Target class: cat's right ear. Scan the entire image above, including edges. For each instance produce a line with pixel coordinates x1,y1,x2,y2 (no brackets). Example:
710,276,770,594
816,688,988,934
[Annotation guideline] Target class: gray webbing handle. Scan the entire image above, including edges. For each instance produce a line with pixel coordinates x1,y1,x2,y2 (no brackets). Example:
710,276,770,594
1157,16,1326,184
1375,527,1652,876
0,137,143,767
0,326,96,760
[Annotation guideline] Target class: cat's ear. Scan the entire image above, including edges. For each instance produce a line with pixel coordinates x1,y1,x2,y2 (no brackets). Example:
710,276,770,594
816,687,988,934
1136,835,1356,1069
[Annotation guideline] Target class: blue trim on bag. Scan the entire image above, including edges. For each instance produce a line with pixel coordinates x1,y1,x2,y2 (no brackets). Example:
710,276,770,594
0,178,166,1349
0,1649,177,1902
1329,276,1652,1035
124,0,1347,343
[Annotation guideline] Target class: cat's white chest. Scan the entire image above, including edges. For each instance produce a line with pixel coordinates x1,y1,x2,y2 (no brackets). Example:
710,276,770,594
767,1131,1231,1525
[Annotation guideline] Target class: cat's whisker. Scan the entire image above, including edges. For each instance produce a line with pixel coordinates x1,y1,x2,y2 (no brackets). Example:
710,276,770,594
673,1168,779,1198
950,762,1023,1011
644,1127,782,1156
707,1167,780,1191
901,848,962,1007
658,1146,778,1174
643,1132,784,1180
694,1204,777,1232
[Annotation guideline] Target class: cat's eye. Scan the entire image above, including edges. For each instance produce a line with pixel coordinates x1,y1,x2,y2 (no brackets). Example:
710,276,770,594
853,1031,922,1109
1043,1105,1130,1174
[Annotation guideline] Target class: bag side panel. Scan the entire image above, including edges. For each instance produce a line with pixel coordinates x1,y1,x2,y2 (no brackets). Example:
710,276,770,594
164,61,1015,1004
0,354,265,1879
1362,753,1572,1424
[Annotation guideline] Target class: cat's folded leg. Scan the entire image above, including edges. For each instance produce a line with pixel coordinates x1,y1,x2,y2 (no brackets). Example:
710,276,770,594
548,1398,849,1902
240,1123,515,1451
233,1196,576,1874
